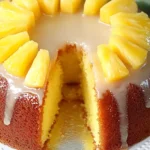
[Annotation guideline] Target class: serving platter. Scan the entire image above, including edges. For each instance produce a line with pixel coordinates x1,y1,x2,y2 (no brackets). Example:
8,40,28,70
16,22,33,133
0,138,150,150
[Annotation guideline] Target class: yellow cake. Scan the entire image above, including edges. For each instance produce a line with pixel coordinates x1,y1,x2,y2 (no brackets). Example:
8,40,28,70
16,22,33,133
0,0,149,150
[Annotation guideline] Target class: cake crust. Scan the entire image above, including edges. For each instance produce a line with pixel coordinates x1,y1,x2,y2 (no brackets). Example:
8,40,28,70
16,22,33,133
0,75,43,150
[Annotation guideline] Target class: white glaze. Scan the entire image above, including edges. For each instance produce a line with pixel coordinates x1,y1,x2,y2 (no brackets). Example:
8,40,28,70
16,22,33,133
30,13,110,59
1,12,149,147
140,78,150,108
0,66,44,125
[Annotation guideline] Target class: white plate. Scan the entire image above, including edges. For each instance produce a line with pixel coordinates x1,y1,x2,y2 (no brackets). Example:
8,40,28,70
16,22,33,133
0,137,150,150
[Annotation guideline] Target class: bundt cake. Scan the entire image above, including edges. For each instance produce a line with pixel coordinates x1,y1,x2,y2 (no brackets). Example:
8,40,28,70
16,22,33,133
0,0,149,150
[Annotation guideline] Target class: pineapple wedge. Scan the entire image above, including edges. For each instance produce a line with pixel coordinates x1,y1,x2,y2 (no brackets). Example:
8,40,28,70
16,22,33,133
100,0,138,24
3,41,38,77
111,26,150,51
97,44,129,82
0,21,29,39
61,0,82,13
13,0,41,19
38,0,59,15
109,35,148,70
0,32,29,63
110,12,150,29
24,49,50,88
0,1,35,29
84,0,108,15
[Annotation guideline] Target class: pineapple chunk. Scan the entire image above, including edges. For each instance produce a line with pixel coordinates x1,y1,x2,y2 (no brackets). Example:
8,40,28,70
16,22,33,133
109,35,148,69
38,0,59,15
84,0,108,15
0,1,35,29
97,44,129,82
24,49,50,88
110,12,150,29
61,0,82,13
100,0,138,24
13,0,41,19
111,26,150,51
0,21,29,39
3,41,38,77
0,32,29,63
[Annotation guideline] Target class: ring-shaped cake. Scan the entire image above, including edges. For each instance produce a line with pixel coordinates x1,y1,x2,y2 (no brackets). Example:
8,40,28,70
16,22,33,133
0,0,149,150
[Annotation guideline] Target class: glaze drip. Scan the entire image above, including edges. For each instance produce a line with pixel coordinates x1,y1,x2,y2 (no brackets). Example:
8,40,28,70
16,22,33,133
140,79,150,108
0,66,44,125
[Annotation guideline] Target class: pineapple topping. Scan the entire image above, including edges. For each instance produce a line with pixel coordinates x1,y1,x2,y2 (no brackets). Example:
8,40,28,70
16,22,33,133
60,0,83,14
83,0,108,15
37,0,60,15
3,41,38,77
0,0,149,84
0,1,35,29
13,0,41,19
0,32,30,63
111,26,150,51
109,35,148,70
97,44,129,82
100,0,138,24
24,49,50,88
0,21,29,39
110,12,150,29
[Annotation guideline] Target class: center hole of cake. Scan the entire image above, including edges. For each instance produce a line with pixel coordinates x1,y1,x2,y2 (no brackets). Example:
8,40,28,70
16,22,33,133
30,13,110,58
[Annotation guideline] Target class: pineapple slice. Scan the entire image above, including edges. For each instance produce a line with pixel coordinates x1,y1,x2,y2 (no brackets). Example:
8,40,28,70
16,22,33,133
100,0,138,24
0,32,29,63
3,41,38,77
38,0,59,15
60,0,82,13
0,21,29,39
84,0,108,15
0,1,35,29
111,26,150,51
13,0,41,19
24,49,50,88
110,12,150,29
109,35,148,70
97,44,129,82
